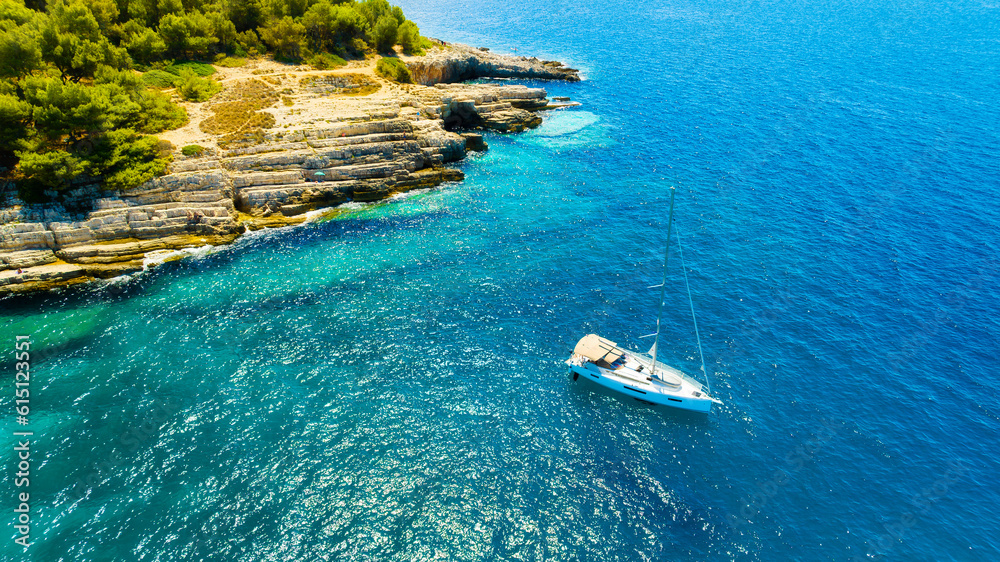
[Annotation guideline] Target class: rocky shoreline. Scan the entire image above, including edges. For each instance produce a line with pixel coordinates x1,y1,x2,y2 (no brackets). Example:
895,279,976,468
0,45,579,296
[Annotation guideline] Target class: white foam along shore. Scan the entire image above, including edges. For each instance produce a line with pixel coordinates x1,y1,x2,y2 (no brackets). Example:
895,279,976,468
110,188,434,284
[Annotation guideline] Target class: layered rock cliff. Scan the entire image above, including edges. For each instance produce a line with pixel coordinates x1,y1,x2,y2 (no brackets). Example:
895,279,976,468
0,46,579,296
404,42,580,86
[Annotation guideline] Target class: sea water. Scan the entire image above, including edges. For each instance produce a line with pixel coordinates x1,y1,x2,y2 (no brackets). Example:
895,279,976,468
3,0,999,559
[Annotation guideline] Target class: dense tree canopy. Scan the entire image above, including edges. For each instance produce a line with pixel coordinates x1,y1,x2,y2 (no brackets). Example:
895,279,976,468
0,0,429,201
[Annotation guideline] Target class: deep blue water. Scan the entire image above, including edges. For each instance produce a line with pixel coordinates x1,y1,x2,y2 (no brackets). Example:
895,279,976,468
4,0,1000,559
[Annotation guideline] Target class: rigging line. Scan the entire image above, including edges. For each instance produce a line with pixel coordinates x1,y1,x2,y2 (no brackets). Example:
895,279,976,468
674,222,710,396
651,187,676,380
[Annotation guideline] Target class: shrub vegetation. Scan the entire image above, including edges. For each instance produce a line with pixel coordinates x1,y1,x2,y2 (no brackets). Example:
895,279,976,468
181,144,205,156
164,61,216,77
0,0,431,201
177,70,222,101
308,52,346,70
375,57,410,83
142,69,181,88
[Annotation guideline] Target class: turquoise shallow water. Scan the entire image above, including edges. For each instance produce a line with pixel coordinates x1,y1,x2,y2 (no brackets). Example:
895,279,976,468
4,0,1000,559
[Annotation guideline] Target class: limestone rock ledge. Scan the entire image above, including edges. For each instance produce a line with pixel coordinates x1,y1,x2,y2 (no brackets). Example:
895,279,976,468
1,70,570,296
404,43,580,86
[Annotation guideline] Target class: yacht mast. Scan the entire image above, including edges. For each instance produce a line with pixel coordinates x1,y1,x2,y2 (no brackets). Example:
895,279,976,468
651,187,676,379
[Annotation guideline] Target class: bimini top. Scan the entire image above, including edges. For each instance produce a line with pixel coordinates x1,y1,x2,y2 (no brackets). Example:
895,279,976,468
573,334,624,364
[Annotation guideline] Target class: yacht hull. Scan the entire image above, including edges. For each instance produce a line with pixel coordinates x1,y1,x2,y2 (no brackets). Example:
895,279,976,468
568,362,714,413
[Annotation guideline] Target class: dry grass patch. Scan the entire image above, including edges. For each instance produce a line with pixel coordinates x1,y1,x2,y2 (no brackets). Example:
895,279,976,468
199,79,279,149
200,79,278,135
300,73,381,96
218,130,267,149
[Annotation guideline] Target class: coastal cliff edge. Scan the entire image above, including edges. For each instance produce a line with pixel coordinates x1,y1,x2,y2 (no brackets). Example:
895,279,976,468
0,44,580,296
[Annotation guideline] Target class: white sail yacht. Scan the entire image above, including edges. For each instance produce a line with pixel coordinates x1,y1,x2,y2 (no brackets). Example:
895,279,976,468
565,189,722,413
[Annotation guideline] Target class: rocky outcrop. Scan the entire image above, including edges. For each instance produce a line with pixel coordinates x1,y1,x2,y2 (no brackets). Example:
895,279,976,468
0,73,571,296
428,83,547,132
404,43,580,86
